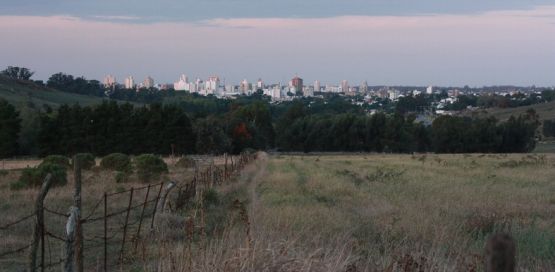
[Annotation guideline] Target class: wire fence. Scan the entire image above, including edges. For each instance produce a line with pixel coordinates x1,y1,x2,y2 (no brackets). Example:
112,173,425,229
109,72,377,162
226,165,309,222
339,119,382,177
0,152,257,271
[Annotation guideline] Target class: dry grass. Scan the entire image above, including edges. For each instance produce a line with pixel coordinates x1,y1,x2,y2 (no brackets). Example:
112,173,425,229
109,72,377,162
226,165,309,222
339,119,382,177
2,153,555,271
150,153,555,271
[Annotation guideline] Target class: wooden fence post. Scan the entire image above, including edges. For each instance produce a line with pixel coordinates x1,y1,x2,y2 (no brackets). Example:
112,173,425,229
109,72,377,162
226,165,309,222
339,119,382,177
135,184,151,248
103,193,107,272
64,206,79,272
150,183,164,230
28,174,52,272
159,181,177,213
73,156,83,272
119,188,134,264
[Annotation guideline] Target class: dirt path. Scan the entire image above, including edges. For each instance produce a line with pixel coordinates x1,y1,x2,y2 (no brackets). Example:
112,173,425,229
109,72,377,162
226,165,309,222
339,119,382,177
245,152,269,228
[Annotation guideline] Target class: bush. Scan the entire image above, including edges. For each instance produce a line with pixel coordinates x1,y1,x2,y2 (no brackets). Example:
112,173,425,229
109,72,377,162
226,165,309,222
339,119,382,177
134,154,168,182
115,171,129,183
175,156,196,168
11,163,67,190
41,155,70,168
100,153,131,172
0,169,8,176
73,153,95,170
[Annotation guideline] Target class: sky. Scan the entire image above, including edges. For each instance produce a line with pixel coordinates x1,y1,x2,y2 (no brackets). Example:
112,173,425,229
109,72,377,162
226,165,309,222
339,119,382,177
1,1,555,86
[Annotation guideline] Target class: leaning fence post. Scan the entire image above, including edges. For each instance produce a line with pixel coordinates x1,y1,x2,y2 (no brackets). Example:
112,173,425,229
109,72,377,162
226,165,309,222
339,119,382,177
73,156,83,272
119,188,134,264
135,184,151,249
150,183,164,230
159,181,177,213
29,173,52,272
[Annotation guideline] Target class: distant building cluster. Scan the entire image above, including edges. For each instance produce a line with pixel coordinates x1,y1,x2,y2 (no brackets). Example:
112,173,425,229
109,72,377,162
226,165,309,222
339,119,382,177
104,73,536,113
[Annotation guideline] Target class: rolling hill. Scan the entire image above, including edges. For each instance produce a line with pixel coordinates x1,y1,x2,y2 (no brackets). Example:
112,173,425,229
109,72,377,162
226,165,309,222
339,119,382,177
0,75,108,109
477,100,555,122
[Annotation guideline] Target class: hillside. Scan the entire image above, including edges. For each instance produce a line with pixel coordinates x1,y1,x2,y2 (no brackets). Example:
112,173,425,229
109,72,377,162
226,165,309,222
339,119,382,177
0,75,107,108
478,100,555,122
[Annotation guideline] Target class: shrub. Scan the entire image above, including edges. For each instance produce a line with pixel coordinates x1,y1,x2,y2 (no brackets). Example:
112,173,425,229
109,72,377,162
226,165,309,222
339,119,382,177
100,153,131,172
0,169,8,176
11,163,67,190
41,155,70,168
115,171,129,183
134,154,168,182
175,156,196,168
73,153,95,170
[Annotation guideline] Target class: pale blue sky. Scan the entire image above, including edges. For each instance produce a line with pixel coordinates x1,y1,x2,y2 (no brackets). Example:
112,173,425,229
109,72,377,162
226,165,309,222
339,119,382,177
1,1,555,86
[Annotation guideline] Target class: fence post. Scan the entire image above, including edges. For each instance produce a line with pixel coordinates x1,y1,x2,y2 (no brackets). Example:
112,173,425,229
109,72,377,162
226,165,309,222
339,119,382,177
150,183,164,230
135,184,151,249
64,207,79,272
159,181,177,213
28,174,52,272
103,193,107,272
224,153,228,180
73,156,83,272
119,188,134,264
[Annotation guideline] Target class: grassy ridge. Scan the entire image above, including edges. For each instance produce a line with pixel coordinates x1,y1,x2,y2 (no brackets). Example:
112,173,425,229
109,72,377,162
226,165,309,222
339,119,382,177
0,76,106,108
481,100,555,122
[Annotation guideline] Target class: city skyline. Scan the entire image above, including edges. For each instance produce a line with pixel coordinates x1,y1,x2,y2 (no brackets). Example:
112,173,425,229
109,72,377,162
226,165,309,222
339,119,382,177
1,2,555,86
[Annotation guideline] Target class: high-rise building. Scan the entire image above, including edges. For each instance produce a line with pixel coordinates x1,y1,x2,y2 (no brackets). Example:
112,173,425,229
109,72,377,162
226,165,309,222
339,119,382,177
206,76,220,95
240,79,249,94
427,85,434,94
303,86,314,97
143,76,154,88
174,74,188,91
291,76,303,92
257,78,264,90
124,76,135,89
103,75,116,88
341,80,349,93
361,81,368,93
314,80,320,93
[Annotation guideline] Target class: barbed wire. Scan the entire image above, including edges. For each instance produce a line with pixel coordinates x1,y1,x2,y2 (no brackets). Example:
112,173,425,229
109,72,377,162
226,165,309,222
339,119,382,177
0,213,35,230
0,244,32,258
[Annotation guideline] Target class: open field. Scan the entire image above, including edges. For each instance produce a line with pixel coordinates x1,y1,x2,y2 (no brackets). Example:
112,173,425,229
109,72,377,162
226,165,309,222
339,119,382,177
1,153,555,271
165,153,555,271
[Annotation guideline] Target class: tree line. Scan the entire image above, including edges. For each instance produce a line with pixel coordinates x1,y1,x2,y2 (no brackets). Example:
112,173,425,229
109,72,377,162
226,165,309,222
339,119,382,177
0,97,540,158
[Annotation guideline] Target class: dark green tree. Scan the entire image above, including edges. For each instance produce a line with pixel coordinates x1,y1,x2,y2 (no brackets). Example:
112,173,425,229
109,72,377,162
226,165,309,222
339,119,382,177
0,99,21,157
1,66,34,80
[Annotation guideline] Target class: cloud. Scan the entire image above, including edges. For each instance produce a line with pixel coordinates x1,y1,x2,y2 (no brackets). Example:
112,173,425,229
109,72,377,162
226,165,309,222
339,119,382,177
91,15,142,21
0,6,554,86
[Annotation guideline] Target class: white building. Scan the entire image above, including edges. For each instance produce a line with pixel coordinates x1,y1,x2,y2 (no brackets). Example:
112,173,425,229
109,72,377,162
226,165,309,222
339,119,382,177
361,81,368,93
341,80,349,93
103,75,116,88
205,76,220,95
143,76,154,88
257,78,264,89
303,86,314,97
124,76,135,89
174,74,189,91
314,80,320,93
427,85,434,94
240,79,249,94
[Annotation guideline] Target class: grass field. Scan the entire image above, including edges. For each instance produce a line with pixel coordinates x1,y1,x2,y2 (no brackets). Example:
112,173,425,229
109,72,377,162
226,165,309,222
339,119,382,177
1,153,554,271
479,100,555,122
169,153,555,271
